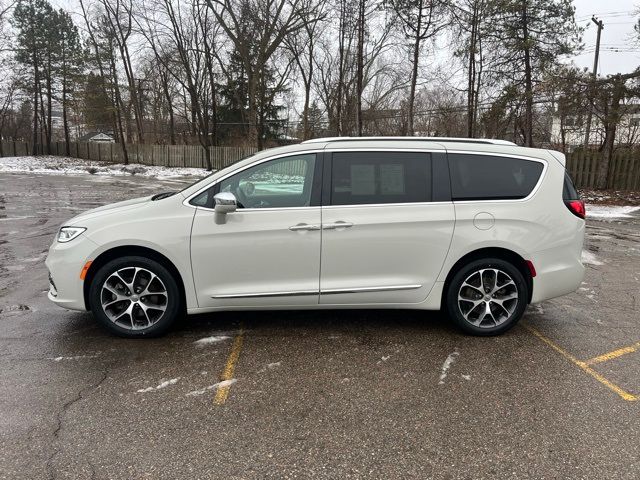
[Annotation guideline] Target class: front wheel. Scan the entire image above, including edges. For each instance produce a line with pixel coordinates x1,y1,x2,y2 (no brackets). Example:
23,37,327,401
445,258,528,336
89,256,182,338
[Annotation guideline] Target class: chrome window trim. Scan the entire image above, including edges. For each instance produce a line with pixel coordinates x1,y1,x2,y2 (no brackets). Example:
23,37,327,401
445,150,548,204
322,201,451,210
185,147,549,210
182,149,323,211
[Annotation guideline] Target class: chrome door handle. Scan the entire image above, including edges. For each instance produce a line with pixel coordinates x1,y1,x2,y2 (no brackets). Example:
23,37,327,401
322,221,354,230
289,223,321,231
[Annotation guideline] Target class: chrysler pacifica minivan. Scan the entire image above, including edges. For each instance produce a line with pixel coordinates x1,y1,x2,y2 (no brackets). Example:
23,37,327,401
46,137,586,337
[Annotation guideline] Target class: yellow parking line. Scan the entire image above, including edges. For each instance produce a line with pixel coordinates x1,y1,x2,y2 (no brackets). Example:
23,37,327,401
523,325,638,402
214,326,245,405
585,342,640,366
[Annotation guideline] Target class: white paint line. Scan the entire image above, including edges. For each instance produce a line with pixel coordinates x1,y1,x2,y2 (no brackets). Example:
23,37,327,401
438,350,459,385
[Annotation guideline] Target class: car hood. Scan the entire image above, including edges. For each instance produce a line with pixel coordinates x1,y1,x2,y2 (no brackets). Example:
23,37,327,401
65,195,154,226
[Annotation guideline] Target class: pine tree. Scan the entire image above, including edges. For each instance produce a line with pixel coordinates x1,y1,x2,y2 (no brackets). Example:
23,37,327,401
57,9,85,155
12,0,55,154
484,0,582,146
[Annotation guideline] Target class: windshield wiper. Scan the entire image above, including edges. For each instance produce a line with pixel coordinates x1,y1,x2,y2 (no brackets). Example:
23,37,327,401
151,191,176,201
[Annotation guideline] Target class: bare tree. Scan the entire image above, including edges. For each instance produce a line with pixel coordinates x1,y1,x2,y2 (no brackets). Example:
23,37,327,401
205,0,319,148
285,0,326,139
388,0,446,136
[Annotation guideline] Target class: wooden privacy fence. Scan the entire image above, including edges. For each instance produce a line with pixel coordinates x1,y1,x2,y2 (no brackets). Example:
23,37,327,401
2,140,640,190
0,141,257,171
565,150,640,191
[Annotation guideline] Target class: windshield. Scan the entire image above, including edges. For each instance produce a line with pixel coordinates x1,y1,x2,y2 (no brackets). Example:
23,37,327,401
178,153,258,194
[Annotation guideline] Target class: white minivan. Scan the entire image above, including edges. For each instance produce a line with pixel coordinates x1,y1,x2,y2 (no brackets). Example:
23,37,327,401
46,137,586,337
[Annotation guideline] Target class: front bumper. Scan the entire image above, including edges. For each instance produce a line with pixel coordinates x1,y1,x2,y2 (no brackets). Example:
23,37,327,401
45,235,98,311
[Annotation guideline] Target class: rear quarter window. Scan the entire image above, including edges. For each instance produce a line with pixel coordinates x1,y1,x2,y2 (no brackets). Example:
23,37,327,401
448,154,544,201
562,171,580,200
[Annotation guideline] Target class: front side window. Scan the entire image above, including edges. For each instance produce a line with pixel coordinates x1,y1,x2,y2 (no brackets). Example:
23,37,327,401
330,151,431,205
448,154,544,201
218,153,316,209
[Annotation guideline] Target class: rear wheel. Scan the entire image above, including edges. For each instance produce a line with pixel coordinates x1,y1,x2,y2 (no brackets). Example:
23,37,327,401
89,256,182,338
445,258,528,336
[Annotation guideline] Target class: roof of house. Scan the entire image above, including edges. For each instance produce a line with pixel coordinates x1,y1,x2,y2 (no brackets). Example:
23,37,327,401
78,132,114,142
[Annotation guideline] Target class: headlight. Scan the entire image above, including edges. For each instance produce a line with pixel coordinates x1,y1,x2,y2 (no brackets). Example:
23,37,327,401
57,226,86,243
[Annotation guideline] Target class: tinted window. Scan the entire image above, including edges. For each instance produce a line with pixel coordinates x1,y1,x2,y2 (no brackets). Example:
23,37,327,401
330,152,431,205
448,154,543,201
218,154,316,208
563,171,580,200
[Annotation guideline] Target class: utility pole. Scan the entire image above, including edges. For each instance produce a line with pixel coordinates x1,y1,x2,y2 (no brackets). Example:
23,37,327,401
584,16,604,149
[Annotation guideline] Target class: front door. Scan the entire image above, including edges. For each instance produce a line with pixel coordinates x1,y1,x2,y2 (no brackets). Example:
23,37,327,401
190,153,322,308
319,150,455,305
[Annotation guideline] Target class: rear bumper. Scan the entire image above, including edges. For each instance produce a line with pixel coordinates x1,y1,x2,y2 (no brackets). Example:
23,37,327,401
530,227,585,303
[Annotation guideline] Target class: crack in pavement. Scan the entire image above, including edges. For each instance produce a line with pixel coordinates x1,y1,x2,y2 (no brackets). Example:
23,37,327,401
45,366,110,480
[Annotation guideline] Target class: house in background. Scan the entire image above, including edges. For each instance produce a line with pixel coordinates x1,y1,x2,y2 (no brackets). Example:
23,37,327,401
78,132,115,143
550,104,640,152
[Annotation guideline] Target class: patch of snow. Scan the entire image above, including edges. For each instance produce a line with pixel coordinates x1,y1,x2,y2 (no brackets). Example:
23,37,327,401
438,350,459,385
461,374,471,381
194,335,231,346
185,379,236,397
381,355,391,362
586,205,640,219
0,156,209,179
582,250,603,266
50,354,100,361
267,362,281,369
529,304,545,315
137,377,180,393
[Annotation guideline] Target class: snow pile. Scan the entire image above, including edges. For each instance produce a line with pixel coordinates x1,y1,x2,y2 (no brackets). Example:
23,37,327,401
137,377,180,393
582,250,603,266
586,205,640,219
186,379,237,397
0,156,210,179
194,335,231,346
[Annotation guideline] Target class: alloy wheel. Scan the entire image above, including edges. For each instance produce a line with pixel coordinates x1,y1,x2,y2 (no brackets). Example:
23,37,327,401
100,266,168,330
457,268,519,328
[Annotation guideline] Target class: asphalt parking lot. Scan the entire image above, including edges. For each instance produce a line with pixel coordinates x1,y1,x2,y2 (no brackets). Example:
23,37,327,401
1,172,639,479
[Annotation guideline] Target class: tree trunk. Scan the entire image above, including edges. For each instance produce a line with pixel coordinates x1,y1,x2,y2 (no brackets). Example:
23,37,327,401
62,82,71,156
247,74,259,148
521,0,534,147
161,73,176,145
46,64,53,155
108,50,129,164
336,0,346,136
596,77,624,190
355,0,365,136
32,71,38,156
407,0,423,137
467,3,478,138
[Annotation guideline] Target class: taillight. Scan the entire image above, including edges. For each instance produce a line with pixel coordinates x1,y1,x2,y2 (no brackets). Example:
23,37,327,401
565,200,586,219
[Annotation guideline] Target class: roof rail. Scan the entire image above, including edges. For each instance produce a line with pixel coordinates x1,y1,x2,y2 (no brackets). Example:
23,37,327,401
301,136,517,146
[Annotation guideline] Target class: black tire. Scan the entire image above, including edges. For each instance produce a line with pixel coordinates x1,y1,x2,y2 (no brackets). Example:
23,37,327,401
89,256,182,338
445,257,528,336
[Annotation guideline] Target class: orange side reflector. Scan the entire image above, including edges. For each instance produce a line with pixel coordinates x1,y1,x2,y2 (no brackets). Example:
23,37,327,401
80,261,93,280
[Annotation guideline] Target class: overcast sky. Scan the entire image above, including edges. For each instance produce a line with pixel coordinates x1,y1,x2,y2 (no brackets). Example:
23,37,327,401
571,0,638,74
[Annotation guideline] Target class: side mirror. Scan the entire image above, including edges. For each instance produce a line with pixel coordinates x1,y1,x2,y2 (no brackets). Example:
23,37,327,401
213,192,237,214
